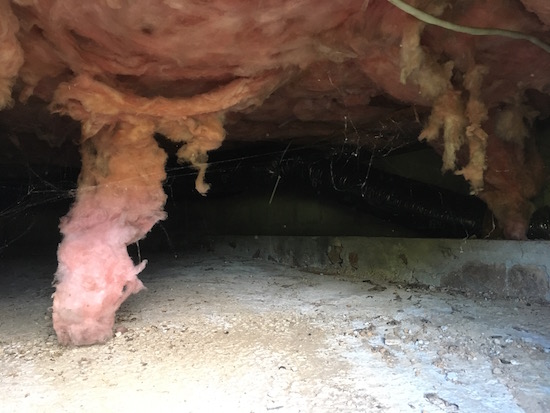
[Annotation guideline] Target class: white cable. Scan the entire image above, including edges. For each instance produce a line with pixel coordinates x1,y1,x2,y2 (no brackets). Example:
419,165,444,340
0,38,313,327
387,0,550,54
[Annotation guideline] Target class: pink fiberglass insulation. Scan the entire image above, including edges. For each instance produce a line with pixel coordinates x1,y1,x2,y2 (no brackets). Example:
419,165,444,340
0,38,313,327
53,121,167,345
0,0,23,109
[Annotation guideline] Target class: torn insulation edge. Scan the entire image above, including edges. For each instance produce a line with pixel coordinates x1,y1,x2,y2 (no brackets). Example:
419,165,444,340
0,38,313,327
160,113,226,195
399,18,490,194
392,0,548,196
457,64,489,193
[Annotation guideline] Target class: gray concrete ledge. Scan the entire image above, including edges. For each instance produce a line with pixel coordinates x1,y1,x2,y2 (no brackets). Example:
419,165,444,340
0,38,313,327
194,236,550,302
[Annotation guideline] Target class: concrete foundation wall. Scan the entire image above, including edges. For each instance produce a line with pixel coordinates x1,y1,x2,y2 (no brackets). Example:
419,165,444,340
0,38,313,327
201,236,550,302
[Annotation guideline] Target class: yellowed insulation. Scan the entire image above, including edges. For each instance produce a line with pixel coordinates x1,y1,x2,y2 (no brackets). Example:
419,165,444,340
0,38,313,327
399,9,491,194
494,102,538,148
420,90,468,172
454,65,489,193
399,16,453,101
157,114,226,195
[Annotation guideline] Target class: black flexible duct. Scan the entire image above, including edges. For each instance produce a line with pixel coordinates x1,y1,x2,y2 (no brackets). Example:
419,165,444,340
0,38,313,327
275,150,487,238
167,142,550,239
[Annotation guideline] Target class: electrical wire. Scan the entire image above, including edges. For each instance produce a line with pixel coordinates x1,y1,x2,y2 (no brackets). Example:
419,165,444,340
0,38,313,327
387,0,550,54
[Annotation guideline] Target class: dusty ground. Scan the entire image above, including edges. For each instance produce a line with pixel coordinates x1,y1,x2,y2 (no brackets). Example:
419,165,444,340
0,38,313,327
1,250,550,412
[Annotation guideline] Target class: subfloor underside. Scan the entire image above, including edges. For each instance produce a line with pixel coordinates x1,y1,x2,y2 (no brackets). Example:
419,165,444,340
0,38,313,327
1,249,550,413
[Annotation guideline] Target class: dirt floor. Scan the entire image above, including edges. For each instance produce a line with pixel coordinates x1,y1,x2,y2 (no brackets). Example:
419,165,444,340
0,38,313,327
1,250,550,412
